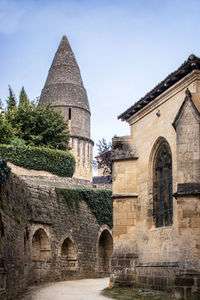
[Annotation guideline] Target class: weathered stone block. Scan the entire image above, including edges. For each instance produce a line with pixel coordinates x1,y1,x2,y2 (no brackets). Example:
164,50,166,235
111,259,117,267
118,259,130,267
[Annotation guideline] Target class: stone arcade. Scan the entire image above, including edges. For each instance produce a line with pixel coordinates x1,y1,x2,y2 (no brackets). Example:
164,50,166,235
0,173,113,300
111,55,200,299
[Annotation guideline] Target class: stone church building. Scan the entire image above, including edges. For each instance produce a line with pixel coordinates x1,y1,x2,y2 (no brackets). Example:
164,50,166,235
111,55,200,299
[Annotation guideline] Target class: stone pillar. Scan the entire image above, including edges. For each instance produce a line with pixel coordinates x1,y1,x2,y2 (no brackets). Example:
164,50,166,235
110,136,139,287
173,89,200,299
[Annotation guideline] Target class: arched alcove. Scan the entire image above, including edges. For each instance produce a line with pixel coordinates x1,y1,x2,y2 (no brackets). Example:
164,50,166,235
61,237,77,269
98,230,113,273
32,228,51,260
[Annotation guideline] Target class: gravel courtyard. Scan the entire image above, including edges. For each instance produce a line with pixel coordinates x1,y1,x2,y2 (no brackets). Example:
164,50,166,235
19,277,110,300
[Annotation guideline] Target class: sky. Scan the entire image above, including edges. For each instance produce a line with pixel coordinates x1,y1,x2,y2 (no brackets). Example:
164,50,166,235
1,0,200,156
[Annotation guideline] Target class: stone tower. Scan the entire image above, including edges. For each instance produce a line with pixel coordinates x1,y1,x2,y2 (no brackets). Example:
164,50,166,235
40,36,93,181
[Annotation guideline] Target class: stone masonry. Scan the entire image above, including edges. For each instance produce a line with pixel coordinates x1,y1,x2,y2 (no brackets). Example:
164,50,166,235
40,36,94,181
0,167,112,299
111,55,200,300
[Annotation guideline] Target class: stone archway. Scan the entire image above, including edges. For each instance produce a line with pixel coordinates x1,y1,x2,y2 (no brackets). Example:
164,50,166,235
32,228,51,261
61,237,78,270
98,230,113,273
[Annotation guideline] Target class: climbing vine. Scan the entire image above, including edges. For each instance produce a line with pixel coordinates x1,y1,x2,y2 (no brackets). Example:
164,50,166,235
55,188,113,228
0,145,75,177
0,156,10,186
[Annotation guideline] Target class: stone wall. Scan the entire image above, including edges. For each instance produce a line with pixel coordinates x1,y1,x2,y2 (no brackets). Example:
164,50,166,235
93,175,112,190
70,136,93,181
111,70,200,299
0,171,112,299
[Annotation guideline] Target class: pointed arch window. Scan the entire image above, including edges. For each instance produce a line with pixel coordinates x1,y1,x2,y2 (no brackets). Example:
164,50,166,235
153,141,173,227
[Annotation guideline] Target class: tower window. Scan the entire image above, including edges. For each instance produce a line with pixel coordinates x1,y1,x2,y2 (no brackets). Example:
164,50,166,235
69,108,71,120
153,141,173,227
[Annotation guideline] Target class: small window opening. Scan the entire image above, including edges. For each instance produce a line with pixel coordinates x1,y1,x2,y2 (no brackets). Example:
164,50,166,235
69,108,71,120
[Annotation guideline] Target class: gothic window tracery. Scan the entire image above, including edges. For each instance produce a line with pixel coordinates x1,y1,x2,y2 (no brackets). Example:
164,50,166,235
153,141,173,227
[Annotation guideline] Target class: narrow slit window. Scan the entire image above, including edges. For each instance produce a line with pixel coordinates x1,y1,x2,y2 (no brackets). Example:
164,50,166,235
69,108,71,120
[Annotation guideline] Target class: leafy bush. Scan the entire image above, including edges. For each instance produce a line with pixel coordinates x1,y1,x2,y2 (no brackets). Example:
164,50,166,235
11,137,26,147
0,113,14,144
56,188,113,228
0,157,10,186
0,145,75,177
4,86,70,151
8,103,70,150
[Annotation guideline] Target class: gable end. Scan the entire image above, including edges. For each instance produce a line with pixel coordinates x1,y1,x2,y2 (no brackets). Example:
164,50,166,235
172,88,200,130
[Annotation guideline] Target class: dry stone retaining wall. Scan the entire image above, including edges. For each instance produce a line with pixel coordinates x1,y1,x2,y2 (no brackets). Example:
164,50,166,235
0,172,112,299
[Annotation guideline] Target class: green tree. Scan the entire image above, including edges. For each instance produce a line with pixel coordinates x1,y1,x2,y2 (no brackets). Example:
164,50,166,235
4,87,70,150
6,85,17,111
5,85,17,124
0,113,14,144
13,103,69,150
18,86,29,109
28,104,70,150
9,102,69,150
0,99,4,111
95,138,112,175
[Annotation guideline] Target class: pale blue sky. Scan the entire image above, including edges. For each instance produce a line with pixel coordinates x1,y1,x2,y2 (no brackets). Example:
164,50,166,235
1,0,200,155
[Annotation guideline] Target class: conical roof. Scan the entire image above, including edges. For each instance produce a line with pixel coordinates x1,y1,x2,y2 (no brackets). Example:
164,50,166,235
39,36,90,112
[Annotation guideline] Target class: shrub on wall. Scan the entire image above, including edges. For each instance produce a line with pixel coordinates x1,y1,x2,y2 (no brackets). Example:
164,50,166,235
55,188,113,228
0,145,75,177
0,157,10,186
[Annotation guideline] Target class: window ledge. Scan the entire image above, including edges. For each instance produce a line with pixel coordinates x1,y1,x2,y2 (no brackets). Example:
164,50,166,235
150,225,173,232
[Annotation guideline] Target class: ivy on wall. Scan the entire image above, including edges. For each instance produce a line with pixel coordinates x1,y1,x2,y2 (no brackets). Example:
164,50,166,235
0,145,75,178
55,188,113,228
0,157,10,186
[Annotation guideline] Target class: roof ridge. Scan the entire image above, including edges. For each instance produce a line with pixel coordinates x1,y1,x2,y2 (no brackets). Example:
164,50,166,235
119,54,200,121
